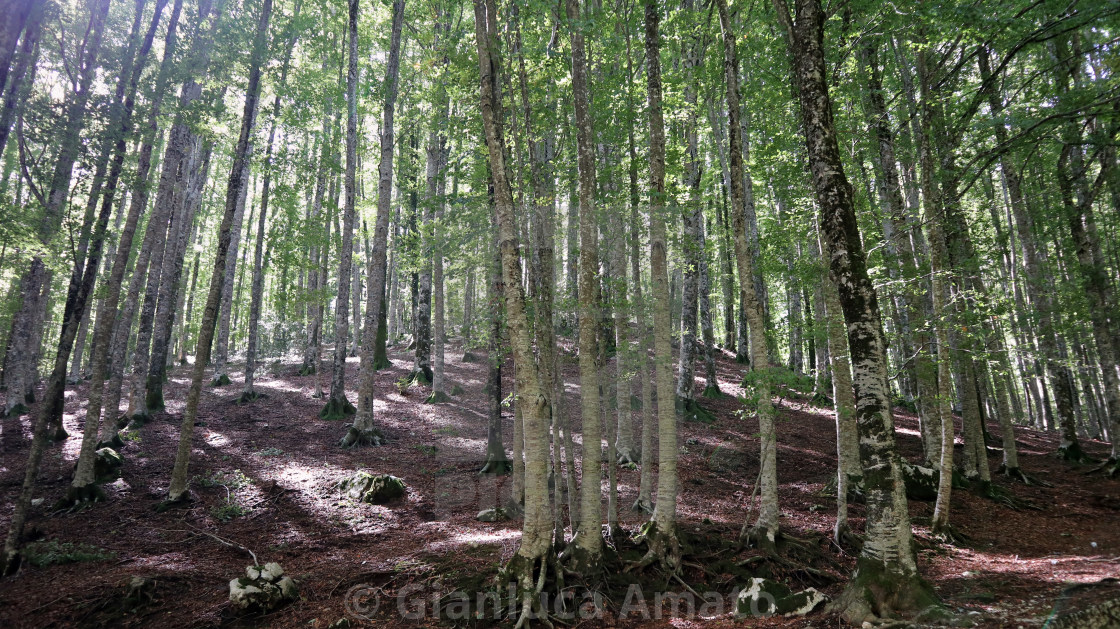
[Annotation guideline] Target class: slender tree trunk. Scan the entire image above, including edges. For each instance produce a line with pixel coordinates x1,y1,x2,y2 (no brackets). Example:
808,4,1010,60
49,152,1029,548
166,0,272,503
320,0,360,420
716,0,777,544
472,0,553,619
785,0,932,621
243,3,300,401
564,0,602,571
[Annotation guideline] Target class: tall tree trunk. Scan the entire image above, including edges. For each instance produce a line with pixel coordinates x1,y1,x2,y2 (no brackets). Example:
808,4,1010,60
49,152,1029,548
243,2,300,401
1,0,118,571
716,0,778,544
638,0,681,569
785,0,933,621
563,0,602,572
1,0,111,423
472,0,553,620
320,0,360,420
166,0,272,503
347,0,404,445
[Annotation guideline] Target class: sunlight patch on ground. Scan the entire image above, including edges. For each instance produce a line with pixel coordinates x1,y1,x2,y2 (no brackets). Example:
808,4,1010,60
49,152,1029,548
425,528,521,554
204,430,231,447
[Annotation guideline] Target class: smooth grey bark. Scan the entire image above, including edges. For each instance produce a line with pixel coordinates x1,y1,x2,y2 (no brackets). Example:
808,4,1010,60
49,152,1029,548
166,0,271,503
321,0,360,421
564,0,603,570
243,2,301,401
717,0,777,544
347,0,403,444
1,0,116,571
472,0,553,619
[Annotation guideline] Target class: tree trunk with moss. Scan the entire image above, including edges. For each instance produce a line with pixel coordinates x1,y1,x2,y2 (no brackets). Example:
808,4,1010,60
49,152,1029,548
787,0,935,622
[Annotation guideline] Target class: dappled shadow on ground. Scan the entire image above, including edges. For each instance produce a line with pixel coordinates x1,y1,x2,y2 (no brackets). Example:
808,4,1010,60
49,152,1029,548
0,339,1118,627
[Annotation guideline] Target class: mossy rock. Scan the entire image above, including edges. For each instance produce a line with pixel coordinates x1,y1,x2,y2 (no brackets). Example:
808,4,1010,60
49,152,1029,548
424,390,452,404
229,562,298,614
476,507,510,522
93,447,123,484
339,472,406,504
737,577,828,617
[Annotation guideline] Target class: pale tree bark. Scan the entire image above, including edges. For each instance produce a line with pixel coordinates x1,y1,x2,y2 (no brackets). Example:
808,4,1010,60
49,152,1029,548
166,0,272,504
243,1,301,402
321,0,360,421
916,47,959,537
638,0,681,570
860,42,940,465
816,226,858,545
1,0,116,572
210,158,251,386
618,17,641,470
1,0,110,424
785,0,934,621
564,0,602,572
717,0,778,545
101,6,211,438
346,0,404,445
472,0,553,620
480,205,510,473
675,6,707,424
699,217,720,396
300,62,333,379
127,64,221,422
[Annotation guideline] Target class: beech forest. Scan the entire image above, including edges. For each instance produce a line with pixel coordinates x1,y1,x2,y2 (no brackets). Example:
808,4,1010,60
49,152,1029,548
0,0,1119,626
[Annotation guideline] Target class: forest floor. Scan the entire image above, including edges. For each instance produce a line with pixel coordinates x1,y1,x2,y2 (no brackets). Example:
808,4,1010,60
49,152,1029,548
1,339,1119,628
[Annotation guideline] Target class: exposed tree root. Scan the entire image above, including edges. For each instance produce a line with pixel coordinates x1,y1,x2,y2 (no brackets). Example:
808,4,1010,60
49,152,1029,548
631,497,653,514
210,373,232,387
155,490,194,513
930,519,972,546
1057,441,1097,465
234,391,267,406
319,397,356,420
4,402,30,417
48,426,69,442
616,446,639,467
339,426,385,447
296,363,316,376
408,368,433,387
997,464,1053,487
627,521,682,574
126,412,151,430
502,552,554,629
1086,457,1120,479
372,355,392,370
826,557,945,626
53,484,107,511
972,480,1039,511
737,529,841,587
677,397,717,424
478,453,512,475
423,390,452,404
